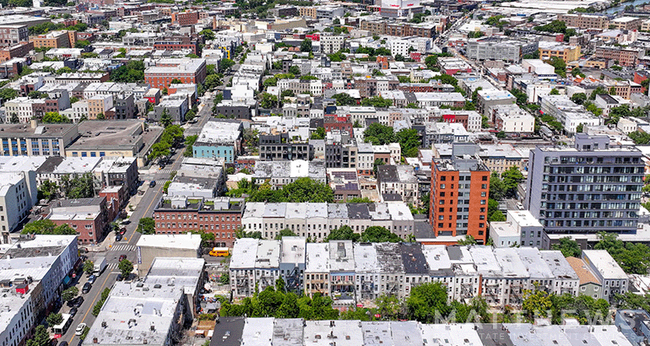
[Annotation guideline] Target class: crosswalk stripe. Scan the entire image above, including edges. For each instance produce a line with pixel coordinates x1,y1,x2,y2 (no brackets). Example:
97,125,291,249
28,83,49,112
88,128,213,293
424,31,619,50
110,244,136,252
107,263,119,270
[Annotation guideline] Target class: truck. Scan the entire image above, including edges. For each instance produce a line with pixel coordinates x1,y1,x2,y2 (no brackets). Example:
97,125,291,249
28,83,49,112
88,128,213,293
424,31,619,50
93,257,107,274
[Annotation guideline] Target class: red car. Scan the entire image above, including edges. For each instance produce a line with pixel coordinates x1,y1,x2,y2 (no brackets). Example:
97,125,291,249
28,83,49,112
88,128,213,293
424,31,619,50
119,255,127,261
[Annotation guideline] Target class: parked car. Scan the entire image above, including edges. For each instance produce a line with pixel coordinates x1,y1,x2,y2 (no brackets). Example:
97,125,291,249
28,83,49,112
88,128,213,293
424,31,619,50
115,233,122,242
149,180,156,188
58,341,69,346
73,296,84,308
87,275,96,284
119,254,127,262
75,323,86,336
69,307,78,317
82,282,92,294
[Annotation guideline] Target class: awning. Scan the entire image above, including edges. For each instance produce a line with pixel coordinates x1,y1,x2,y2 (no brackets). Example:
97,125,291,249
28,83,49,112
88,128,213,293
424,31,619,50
63,276,71,285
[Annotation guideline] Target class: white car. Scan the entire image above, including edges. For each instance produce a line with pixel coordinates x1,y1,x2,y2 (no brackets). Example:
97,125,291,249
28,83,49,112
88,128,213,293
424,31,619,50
75,323,87,336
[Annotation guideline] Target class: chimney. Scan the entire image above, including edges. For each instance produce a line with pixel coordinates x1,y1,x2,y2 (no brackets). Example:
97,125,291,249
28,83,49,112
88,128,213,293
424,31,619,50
30,119,37,129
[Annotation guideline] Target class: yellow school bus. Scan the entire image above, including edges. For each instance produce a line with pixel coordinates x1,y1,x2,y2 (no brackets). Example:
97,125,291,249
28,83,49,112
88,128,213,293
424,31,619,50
209,247,230,257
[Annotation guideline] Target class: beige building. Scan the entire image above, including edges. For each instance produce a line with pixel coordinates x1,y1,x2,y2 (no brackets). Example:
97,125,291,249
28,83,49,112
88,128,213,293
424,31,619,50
610,16,642,30
135,233,202,276
29,30,73,49
87,94,113,119
539,45,581,63
558,14,609,29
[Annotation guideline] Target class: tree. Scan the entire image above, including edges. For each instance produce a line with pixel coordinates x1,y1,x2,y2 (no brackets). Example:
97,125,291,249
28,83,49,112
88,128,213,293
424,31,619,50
324,225,360,242
361,96,393,108
575,123,584,133
360,226,401,242
457,235,477,245
96,113,105,120
0,88,17,102
185,109,196,122
275,229,297,240
42,112,71,124
184,134,198,157
501,166,524,199
552,237,582,257
406,282,450,322
137,217,155,234
219,58,235,73
26,325,50,346
204,74,222,90
488,210,506,222
200,29,215,40
372,158,385,176
310,127,326,140
570,93,587,105
249,177,334,203
276,292,300,318
546,57,566,77
364,123,395,145
118,259,133,279
260,93,278,109
10,113,19,124
62,286,79,302
300,39,312,52
160,109,172,127
522,290,552,319
56,67,73,75
589,86,608,100
395,128,421,157
110,60,145,83
83,260,94,275
594,232,650,274
332,93,356,106
21,219,76,235
489,172,506,201
47,313,63,328
38,180,58,200
550,88,559,95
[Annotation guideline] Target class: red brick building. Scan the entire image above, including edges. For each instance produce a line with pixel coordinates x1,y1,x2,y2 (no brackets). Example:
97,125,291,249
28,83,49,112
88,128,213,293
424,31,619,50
0,41,33,62
153,197,244,247
144,58,207,89
171,11,199,26
324,115,354,136
153,36,201,55
48,197,110,244
430,158,490,244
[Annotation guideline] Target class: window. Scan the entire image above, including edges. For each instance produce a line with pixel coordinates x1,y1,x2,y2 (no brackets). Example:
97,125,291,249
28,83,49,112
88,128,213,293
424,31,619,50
482,176,487,181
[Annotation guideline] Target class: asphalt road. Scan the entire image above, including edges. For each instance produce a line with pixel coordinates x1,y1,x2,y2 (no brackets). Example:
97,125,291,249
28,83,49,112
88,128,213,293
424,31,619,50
58,95,215,346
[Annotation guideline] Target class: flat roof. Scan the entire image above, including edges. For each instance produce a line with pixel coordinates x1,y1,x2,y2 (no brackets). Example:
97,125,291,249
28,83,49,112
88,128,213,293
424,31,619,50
305,243,329,273
583,250,628,279
230,238,259,269
136,233,202,250
68,120,144,150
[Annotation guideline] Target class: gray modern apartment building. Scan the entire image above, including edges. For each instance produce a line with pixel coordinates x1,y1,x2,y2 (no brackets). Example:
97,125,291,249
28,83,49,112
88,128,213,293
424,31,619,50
466,38,539,63
525,134,644,235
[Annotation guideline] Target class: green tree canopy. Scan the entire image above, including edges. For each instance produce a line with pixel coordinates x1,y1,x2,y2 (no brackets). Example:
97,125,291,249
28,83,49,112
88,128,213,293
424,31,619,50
552,237,582,257
137,217,155,234
324,225,360,242
360,226,402,242
364,123,395,145
21,219,76,235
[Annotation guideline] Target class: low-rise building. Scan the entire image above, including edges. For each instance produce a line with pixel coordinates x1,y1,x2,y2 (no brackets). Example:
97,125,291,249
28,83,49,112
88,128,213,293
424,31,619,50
83,257,204,346
242,202,414,241
377,165,419,205
153,197,244,247
48,197,111,244
193,120,242,163
0,121,78,157
582,249,629,302
0,235,78,346
135,233,202,276
253,159,326,189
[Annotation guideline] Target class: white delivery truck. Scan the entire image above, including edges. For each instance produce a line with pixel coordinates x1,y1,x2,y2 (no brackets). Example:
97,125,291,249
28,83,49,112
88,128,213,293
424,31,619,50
93,257,107,274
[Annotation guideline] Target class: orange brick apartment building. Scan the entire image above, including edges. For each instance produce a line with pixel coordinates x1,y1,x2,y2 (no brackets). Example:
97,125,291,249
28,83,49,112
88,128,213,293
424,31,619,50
430,156,490,244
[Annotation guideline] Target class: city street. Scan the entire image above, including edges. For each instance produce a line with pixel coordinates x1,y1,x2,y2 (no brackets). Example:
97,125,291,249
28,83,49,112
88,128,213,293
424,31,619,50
57,94,215,346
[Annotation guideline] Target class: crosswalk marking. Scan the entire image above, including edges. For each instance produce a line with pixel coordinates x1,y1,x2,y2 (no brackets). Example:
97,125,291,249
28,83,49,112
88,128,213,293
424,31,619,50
107,262,119,270
110,244,137,252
